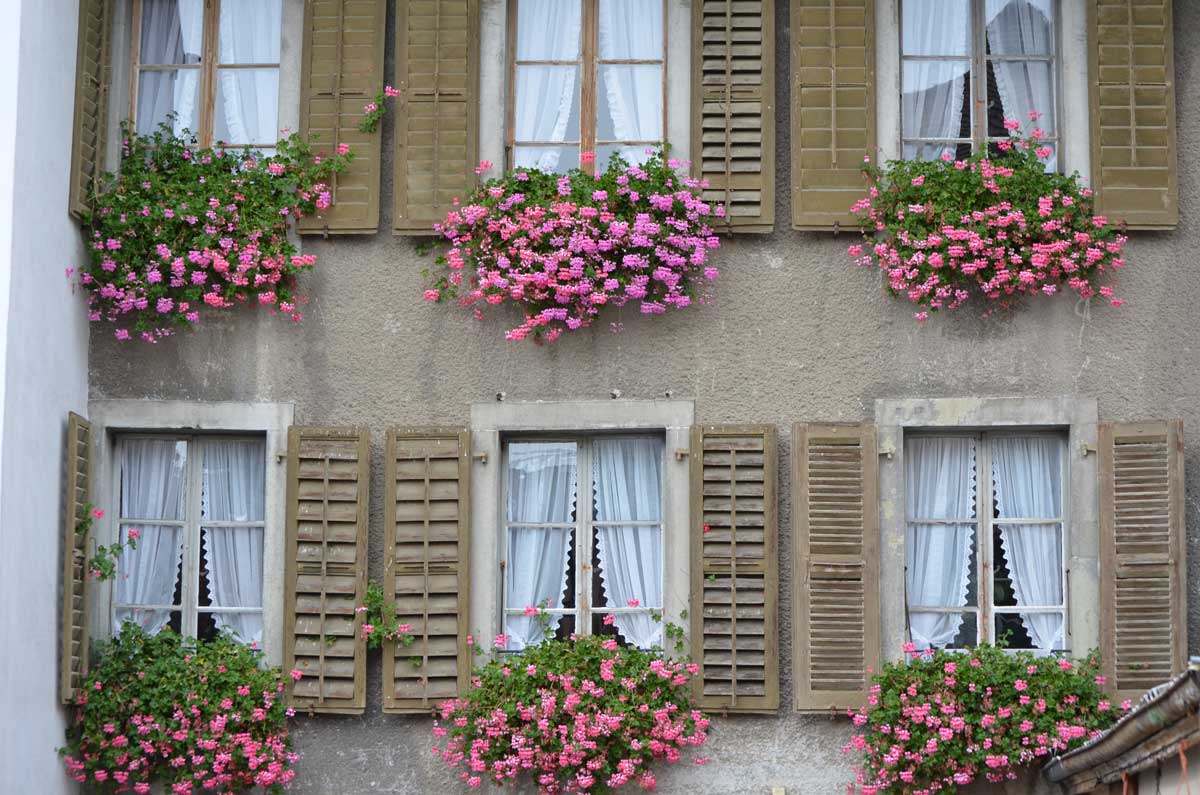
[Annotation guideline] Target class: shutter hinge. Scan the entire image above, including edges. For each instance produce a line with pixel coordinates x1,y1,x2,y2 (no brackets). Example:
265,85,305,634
472,451,488,464
1079,442,1096,457
673,448,689,461
274,451,287,464
879,445,895,460
833,221,841,236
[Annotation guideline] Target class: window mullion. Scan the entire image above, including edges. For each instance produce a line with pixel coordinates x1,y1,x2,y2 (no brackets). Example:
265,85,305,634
199,0,221,147
973,0,986,150
182,437,202,638
581,0,598,156
576,438,592,634
979,432,992,644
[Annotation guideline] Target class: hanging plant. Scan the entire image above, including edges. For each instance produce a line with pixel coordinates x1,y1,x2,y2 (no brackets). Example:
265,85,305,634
424,150,723,342
848,114,1128,321
78,121,353,342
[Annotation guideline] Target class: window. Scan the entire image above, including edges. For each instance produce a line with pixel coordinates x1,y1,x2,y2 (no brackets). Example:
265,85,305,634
502,435,664,650
131,0,282,149
904,432,1066,653
113,434,266,646
507,0,666,173
900,0,1058,167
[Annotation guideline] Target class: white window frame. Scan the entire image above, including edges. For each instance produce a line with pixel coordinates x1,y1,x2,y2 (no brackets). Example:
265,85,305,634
87,399,292,666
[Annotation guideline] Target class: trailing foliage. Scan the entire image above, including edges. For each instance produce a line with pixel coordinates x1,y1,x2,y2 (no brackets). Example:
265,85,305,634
60,624,297,793
357,578,416,652
849,114,1128,321
74,504,138,582
79,121,352,342
845,644,1129,794
425,151,723,342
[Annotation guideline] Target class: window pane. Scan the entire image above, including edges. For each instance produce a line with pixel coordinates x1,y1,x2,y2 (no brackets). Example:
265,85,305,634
218,0,283,64
599,0,663,60
514,65,581,142
902,61,971,145
596,65,663,142
991,436,1064,520
117,608,181,636
200,438,265,521
902,0,971,56
593,437,662,522
903,141,971,161
505,526,573,648
593,610,662,649
115,522,183,635
595,143,655,169
121,439,188,520
516,0,582,60
986,0,1054,56
513,145,580,174
201,526,265,645
507,442,577,523
137,70,201,138
986,60,1054,139
214,69,280,145
139,0,204,65
995,611,1064,652
910,611,977,651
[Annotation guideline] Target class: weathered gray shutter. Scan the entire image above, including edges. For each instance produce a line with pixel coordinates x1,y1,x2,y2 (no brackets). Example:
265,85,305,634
68,0,113,219
60,413,92,703
691,0,776,233
793,423,879,711
383,429,471,713
284,427,369,714
790,0,874,231
1089,0,1177,229
394,0,479,234
690,425,779,713
1099,420,1186,704
298,0,386,234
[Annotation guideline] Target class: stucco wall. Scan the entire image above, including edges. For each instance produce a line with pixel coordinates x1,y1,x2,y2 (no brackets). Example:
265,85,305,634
0,1,93,793
85,0,1200,793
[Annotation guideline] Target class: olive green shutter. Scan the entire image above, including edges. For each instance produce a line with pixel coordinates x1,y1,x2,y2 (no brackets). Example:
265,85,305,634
60,413,92,704
394,0,479,234
284,427,369,714
790,0,874,231
298,0,386,234
68,0,113,219
691,0,775,233
1099,420,1186,703
689,425,779,713
1089,0,1177,229
793,424,879,711
383,429,471,713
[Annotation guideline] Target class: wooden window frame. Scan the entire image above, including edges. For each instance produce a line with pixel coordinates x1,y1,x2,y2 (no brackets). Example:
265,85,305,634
905,429,1070,652
898,0,1062,163
128,0,283,149
500,434,666,647
504,0,669,169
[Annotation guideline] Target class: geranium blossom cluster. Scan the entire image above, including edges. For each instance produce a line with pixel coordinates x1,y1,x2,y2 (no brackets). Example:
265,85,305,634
433,632,710,792
61,623,298,794
78,121,352,342
849,114,1128,321
426,150,723,342
356,578,415,650
845,644,1129,794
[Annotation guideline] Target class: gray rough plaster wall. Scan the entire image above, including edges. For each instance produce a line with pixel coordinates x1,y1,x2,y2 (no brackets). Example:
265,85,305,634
87,0,1200,792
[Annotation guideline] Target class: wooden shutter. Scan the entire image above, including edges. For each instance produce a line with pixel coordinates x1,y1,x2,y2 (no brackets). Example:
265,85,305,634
298,0,386,234
793,424,879,711
68,0,113,219
394,0,479,234
383,429,471,713
1089,0,1177,229
60,413,92,703
284,427,369,714
689,425,778,713
691,0,776,233
1099,420,1186,703
790,0,874,231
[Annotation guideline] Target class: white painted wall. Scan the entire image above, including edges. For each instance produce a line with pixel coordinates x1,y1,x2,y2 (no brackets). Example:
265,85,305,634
0,0,92,792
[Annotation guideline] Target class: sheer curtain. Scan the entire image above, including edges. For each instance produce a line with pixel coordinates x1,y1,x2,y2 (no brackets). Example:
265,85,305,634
201,439,265,645
136,0,204,136
116,439,187,634
597,0,663,164
505,443,577,649
215,0,282,145
594,437,663,649
986,0,1055,167
514,0,582,171
992,436,1065,651
906,436,977,650
901,0,971,160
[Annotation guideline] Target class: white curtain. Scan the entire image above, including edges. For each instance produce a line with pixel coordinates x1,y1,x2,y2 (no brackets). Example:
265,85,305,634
116,439,187,635
505,443,577,649
901,0,971,160
986,0,1055,168
906,436,977,650
215,0,282,145
201,439,266,645
992,436,1065,651
594,437,663,649
597,0,663,164
136,0,203,137
514,0,582,171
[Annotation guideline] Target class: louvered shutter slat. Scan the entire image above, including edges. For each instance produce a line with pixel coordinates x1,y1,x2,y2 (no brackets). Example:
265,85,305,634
298,0,386,234
790,0,874,231
394,0,479,234
1099,421,1186,703
691,0,775,233
68,0,113,219
384,429,471,713
793,424,879,711
1089,0,1177,229
60,413,92,703
284,427,369,714
690,425,778,713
